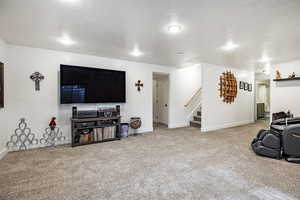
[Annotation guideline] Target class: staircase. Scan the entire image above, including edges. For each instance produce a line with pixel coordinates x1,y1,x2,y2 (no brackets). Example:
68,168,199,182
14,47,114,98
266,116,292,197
190,108,201,128
185,88,202,129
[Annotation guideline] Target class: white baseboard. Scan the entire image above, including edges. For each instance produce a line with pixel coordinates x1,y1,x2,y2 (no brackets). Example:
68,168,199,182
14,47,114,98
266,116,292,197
168,122,189,129
202,120,254,132
129,127,153,135
4,127,155,152
7,140,71,151
0,147,8,160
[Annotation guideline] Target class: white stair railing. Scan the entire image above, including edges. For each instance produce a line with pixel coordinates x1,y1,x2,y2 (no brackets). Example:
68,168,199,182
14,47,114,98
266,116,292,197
184,88,202,121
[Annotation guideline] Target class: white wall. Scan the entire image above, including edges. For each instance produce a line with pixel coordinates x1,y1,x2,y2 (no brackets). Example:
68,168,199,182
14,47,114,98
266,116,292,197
201,63,255,132
0,37,7,158
4,45,174,150
270,59,300,118
168,65,202,128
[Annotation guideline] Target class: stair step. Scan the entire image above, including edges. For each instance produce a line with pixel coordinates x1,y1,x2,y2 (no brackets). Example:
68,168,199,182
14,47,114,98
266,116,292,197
190,120,201,128
197,111,201,116
193,116,201,121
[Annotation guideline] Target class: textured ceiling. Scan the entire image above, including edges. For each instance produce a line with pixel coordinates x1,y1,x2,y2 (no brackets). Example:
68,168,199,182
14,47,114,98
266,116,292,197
0,0,300,70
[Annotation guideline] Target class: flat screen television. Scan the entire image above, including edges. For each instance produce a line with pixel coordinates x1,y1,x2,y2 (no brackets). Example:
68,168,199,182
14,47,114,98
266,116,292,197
60,65,126,104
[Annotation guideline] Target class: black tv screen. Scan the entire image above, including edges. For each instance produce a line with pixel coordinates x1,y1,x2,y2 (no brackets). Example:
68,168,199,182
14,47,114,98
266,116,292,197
60,65,126,104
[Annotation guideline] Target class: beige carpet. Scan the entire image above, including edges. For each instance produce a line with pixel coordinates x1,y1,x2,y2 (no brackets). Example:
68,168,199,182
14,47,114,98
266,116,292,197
0,121,299,200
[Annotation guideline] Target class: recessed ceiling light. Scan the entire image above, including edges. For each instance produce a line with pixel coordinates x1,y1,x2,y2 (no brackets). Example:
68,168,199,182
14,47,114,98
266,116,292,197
60,0,80,3
221,40,239,51
168,24,182,34
130,48,143,57
259,55,272,63
57,34,76,46
263,69,270,75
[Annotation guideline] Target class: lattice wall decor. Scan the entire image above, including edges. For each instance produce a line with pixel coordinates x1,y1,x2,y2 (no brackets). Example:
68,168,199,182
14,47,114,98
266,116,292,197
7,118,38,151
40,127,65,147
219,71,237,104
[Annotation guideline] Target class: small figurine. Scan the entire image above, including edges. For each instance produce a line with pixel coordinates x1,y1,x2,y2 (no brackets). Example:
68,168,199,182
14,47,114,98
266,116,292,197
275,70,281,80
49,117,57,130
289,72,296,79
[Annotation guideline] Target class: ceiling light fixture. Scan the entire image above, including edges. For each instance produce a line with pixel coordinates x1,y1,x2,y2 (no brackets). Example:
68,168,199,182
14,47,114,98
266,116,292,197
263,62,271,75
57,34,76,46
60,0,80,4
221,40,239,51
259,55,272,63
263,69,270,75
130,48,143,57
168,24,182,34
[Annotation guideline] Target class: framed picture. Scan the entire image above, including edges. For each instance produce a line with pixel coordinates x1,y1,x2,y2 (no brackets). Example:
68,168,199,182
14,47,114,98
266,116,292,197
248,84,252,92
244,83,248,91
239,81,244,89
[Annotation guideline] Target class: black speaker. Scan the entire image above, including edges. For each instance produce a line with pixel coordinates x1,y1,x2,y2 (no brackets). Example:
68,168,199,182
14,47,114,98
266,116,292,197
116,105,120,115
72,106,77,118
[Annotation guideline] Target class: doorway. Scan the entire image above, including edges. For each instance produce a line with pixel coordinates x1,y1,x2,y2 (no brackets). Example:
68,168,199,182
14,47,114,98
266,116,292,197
255,73,270,121
153,73,169,129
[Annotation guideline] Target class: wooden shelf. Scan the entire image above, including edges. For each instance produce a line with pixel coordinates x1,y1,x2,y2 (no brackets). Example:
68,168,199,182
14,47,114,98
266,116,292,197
273,77,300,82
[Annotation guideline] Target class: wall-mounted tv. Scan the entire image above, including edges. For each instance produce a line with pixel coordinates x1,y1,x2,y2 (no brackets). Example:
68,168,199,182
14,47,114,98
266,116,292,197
60,65,126,104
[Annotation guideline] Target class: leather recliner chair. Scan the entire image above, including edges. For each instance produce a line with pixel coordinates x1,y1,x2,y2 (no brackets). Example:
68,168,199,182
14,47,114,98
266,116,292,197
252,119,300,163
251,129,282,159
282,125,300,163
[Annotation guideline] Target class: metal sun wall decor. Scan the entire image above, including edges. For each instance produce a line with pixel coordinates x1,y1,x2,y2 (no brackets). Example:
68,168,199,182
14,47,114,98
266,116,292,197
7,118,38,151
30,72,45,91
219,71,237,104
40,117,65,147
135,80,144,92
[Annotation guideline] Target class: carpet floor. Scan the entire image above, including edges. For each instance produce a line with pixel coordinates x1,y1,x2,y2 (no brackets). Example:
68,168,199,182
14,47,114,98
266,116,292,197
0,121,299,200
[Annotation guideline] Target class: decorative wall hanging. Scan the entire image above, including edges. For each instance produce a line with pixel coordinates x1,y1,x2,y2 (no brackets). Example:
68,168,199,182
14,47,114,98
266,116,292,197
30,72,44,91
135,80,144,92
219,71,237,104
239,81,244,89
244,83,249,91
248,84,252,92
40,117,65,147
7,118,38,151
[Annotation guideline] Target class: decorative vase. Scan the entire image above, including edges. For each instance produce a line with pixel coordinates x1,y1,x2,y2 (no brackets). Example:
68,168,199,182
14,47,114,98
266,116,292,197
129,117,142,129
129,117,142,135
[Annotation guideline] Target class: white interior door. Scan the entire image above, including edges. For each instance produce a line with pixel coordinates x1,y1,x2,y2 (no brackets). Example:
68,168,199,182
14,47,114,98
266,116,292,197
153,80,159,123
157,78,169,125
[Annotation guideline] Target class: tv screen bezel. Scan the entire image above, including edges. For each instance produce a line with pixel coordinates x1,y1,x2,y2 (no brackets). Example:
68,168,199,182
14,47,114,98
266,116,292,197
60,64,126,104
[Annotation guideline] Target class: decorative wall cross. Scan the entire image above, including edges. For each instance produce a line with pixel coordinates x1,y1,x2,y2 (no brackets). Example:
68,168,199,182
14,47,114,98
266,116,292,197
30,72,44,91
135,80,144,92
